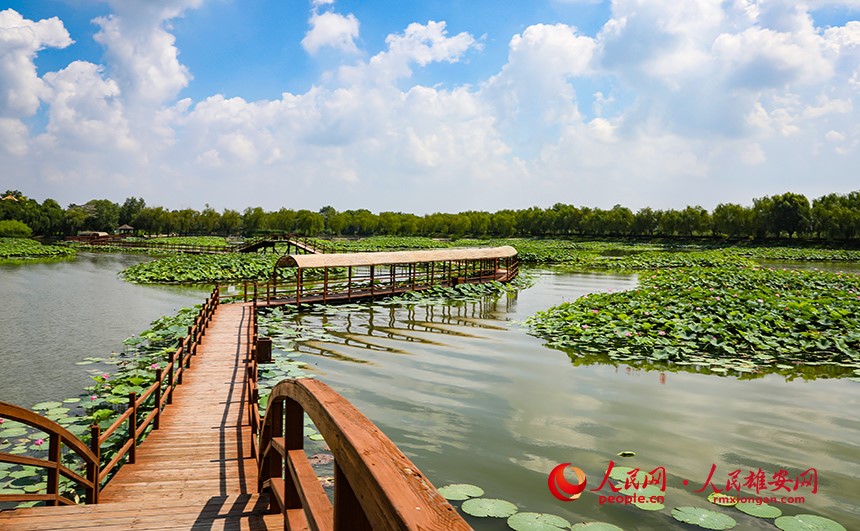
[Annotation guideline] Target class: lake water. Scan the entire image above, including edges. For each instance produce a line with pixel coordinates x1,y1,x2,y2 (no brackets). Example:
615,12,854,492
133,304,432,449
1,258,858,530
0,253,207,405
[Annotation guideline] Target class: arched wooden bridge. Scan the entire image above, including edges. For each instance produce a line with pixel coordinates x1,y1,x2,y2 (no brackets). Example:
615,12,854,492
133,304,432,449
0,247,518,529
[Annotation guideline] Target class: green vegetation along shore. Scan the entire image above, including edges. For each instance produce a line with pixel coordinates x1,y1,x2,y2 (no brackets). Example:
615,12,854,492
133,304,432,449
0,238,76,259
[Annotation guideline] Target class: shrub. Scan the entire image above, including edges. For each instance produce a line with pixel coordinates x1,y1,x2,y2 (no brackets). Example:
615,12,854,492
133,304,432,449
0,220,33,238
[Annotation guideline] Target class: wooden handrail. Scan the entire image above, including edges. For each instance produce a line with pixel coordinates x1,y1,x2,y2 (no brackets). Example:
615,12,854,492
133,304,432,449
0,402,99,505
0,286,221,507
258,378,469,530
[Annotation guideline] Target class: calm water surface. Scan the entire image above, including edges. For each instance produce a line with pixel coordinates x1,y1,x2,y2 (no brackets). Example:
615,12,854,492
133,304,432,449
0,253,207,405
275,269,860,530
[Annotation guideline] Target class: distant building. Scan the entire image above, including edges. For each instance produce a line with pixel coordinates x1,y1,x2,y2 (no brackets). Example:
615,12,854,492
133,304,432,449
116,224,135,235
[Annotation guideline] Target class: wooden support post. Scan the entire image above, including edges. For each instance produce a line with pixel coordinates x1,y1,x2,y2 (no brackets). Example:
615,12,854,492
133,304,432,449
257,337,273,363
154,369,162,429
167,351,174,404
390,265,395,294
46,433,60,505
89,425,100,503
324,267,329,304
244,280,248,302
370,265,375,297
296,268,303,306
334,462,372,530
347,266,352,300
176,347,183,385
128,392,137,464
284,398,304,510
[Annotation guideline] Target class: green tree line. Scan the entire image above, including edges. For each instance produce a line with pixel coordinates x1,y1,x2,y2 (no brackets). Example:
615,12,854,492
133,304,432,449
3,189,860,241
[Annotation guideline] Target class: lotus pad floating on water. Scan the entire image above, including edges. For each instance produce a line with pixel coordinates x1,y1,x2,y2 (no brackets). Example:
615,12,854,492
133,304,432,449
708,492,739,506
461,498,518,518
735,501,781,518
570,523,625,530
671,507,737,530
437,483,484,501
774,514,847,531
506,512,571,530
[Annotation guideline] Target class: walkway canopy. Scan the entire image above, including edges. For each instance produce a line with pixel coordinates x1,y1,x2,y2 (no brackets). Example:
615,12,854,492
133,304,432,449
261,246,519,306
276,245,517,269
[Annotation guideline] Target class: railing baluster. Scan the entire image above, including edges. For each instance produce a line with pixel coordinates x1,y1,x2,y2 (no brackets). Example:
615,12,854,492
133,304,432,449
128,392,137,464
46,433,61,506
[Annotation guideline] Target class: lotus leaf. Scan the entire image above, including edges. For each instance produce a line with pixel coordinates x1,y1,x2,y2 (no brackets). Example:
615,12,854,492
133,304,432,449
437,483,485,501
461,498,518,518
735,502,781,518
708,492,738,506
671,507,737,530
506,512,571,530
774,514,847,531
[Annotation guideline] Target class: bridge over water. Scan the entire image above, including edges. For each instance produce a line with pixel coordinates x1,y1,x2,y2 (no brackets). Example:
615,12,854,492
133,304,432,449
0,246,518,529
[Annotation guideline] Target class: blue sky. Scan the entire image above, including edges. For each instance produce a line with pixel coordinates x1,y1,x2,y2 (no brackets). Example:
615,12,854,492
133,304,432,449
2,0,860,213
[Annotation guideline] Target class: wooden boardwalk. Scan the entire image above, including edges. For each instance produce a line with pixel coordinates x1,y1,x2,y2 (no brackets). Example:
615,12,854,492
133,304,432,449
0,304,282,530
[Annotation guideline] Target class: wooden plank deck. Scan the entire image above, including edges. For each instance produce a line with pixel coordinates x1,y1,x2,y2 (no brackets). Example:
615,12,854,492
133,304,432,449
0,304,284,531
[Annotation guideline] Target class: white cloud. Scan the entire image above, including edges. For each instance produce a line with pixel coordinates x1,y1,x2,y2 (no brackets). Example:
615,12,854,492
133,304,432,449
93,13,191,105
0,9,72,117
302,11,360,55
3,2,860,212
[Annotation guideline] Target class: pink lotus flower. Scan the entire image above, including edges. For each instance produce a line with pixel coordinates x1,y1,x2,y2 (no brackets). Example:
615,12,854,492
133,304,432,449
716,296,721,301
101,374,110,380
592,309,599,314
658,331,666,336
91,395,98,400
35,438,44,446
0,418,4,424
625,332,632,337
150,363,159,370
582,324,589,330
757,299,764,303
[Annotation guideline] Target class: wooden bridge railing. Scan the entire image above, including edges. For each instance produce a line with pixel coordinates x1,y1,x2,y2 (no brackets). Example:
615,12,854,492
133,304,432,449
257,379,470,530
0,403,99,507
0,287,220,506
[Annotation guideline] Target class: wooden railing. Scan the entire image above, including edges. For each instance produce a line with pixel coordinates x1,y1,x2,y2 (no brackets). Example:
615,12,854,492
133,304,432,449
86,240,238,254
0,287,220,506
0,403,99,506
257,379,470,530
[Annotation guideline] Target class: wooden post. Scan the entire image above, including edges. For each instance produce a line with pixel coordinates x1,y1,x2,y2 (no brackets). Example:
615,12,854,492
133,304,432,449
154,369,162,430
296,268,303,306
284,398,304,510
370,265,375,297
257,337,273,363
323,267,329,304
347,266,352,300
176,346,183,385
46,433,60,505
128,392,137,464
244,281,248,302
89,425,100,503
167,351,174,404
334,462,372,530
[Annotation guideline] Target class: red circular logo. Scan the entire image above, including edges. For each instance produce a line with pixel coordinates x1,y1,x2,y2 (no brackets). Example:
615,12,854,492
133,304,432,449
548,463,587,502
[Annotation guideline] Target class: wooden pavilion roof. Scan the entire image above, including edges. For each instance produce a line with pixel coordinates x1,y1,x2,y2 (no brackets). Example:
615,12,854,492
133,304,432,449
276,246,517,268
